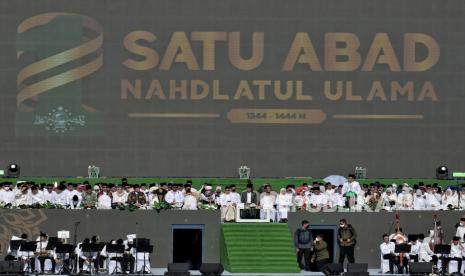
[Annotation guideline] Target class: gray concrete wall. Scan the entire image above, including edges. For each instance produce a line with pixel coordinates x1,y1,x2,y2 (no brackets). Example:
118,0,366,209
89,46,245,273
0,209,221,267
288,211,465,267
2,210,465,268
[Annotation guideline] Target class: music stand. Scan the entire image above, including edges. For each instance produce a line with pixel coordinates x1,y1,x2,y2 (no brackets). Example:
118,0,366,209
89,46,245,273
56,244,75,274
21,241,37,273
106,244,125,274
9,240,24,259
434,244,451,274
81,243,99,274
408,234,419,242
434,244,451,255
395,244,411,254
135,239,152,274
94,242,106,272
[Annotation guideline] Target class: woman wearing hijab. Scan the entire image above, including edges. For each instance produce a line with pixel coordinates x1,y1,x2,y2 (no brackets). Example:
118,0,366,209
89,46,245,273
276,188,292,223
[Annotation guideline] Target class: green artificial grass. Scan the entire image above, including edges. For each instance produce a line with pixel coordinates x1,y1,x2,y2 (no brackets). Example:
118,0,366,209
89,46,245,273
221,224,300,273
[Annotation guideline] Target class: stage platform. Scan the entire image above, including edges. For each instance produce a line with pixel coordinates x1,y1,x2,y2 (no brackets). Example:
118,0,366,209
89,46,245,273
16,269,410,276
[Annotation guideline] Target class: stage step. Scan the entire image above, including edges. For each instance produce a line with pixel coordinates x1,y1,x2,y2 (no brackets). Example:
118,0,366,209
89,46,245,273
221,223,300,273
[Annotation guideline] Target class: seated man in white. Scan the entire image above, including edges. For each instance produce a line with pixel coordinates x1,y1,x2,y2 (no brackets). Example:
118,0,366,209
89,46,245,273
182,188,198,210
308,186,328,211
165,184,184,209
97,192,112,209
260,184,277,221
380,234,395,274
445,236,464,274
219,186,239,222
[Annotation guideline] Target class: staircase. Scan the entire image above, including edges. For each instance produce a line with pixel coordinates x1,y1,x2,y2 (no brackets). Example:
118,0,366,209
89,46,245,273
221,223,300,273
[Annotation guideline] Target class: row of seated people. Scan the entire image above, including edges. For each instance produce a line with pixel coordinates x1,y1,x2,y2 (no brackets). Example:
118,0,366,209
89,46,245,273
6,232,152,274
2,177,464,211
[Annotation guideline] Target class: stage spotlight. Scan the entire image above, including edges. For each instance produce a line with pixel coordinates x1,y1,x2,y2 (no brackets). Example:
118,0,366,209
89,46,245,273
6,163,20,178
436,165,449,180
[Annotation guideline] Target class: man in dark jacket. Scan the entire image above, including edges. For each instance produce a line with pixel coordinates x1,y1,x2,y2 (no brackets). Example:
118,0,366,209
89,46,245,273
337,218,357,264
240,183,258,206
294,220,313,271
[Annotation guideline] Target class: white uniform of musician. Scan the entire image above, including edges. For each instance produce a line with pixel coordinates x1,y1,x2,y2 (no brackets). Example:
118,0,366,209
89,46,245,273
418,236,434,262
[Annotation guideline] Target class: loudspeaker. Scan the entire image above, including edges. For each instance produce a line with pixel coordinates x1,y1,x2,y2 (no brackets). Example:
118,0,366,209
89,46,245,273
322,263,344,275
346,263,368,272
199,263,224,276
344,272,369,276
409,262,433,274
164,273,190,276
167,263,190,272
0,261,23,274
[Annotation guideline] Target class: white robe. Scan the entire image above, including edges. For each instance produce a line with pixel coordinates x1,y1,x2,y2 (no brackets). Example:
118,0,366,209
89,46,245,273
182,195,198,210
97,194,112,209
276,194,292,219
425,193,440,210
308,193,327,209
396,193,413,210
31,191,45,204
413,195,426,210
260,194,276,221
0,189,15,204
113,191,128,204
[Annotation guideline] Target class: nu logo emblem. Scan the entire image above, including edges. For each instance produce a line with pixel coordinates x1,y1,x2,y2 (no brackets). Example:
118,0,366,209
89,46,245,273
16,13,104,136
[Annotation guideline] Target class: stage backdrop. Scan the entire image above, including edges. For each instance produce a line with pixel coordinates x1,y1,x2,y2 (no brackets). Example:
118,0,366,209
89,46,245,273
0,0,464,177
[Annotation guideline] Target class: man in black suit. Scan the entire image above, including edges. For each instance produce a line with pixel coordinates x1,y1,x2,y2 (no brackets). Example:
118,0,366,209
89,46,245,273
241,183,258,206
